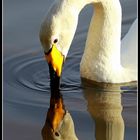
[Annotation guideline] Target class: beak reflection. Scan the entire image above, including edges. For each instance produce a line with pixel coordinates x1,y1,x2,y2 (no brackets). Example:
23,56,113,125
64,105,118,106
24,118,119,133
41,90,78,140
46,93,66,132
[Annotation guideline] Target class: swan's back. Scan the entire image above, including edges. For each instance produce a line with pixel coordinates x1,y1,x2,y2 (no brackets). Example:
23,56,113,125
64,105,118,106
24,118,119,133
121,18,138,70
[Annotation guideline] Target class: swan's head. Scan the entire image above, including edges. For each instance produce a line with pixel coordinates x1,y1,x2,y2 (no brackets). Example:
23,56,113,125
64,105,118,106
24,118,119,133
39,1,79,78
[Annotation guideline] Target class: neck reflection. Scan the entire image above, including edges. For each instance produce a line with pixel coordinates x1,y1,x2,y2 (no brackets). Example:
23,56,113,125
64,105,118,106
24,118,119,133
42,90,78,140
82,80,124,140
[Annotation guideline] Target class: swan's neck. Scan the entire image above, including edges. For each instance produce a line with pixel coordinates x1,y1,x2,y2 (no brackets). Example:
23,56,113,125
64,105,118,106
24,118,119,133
79,0,123,82
67,0,122,67
81,0,122,65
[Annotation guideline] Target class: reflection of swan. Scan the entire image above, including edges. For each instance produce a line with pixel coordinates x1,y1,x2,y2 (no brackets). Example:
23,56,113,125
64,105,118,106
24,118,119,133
42,92,78,140
40,0,137,83
82,80,125,140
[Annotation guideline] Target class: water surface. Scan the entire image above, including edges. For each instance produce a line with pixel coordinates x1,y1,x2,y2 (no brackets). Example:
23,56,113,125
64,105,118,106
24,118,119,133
3,0,137,140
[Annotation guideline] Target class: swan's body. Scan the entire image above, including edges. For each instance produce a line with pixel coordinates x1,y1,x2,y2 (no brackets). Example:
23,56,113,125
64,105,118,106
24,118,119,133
40,0,137,83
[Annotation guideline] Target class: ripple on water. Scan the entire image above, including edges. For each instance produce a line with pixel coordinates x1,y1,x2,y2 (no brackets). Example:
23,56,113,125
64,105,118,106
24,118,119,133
4,53,51,92
3,52,85,111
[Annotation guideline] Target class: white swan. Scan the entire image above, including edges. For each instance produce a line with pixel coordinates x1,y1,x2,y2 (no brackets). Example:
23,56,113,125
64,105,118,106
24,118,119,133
39,0,137,83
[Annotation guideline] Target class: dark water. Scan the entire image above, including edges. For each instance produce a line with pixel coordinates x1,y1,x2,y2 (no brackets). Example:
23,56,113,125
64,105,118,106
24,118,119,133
3,0,137,140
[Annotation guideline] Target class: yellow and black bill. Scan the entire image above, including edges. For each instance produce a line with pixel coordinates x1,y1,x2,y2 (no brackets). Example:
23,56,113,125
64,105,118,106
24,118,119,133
44,44,65,90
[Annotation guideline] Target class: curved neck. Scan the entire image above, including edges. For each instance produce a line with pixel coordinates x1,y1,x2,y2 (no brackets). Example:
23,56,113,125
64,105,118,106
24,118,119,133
70,0,122,66
86,1,122,61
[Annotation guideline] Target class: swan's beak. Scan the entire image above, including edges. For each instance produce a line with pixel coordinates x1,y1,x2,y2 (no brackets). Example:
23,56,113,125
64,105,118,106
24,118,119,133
45,44,64,78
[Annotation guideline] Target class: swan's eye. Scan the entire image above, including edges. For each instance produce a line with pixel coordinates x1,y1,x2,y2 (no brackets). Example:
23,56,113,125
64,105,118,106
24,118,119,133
53,39,58,44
